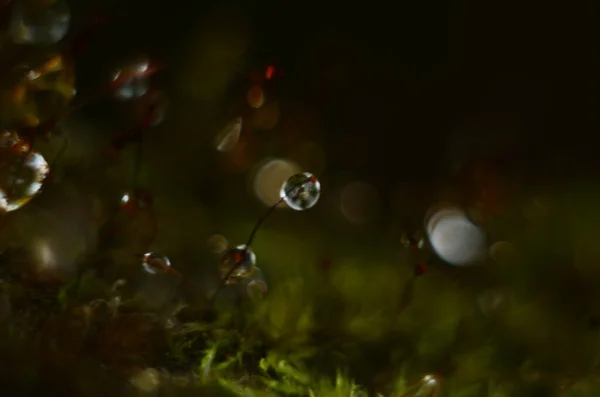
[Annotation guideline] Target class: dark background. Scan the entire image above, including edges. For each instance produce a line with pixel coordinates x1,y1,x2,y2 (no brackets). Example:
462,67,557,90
71,0,598,180
44,0,593,280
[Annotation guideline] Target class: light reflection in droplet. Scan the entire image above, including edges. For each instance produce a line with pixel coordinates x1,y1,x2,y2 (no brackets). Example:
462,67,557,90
340,181,380,224
426,205,486,266
0,133,50,212
142,252,171,275
280,172,320,211
112,57,159,101
215,117,242,152
0,190,7,213
252,158,301,207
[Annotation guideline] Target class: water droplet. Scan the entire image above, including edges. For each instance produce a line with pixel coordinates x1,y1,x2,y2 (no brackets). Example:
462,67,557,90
112,57,159,100
280,172,321,211
9,0,70,45
219,245,256,282
0,132,49,212
142,252,171,275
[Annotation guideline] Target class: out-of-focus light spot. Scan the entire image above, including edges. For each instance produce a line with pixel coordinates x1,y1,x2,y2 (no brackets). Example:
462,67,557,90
265,64,275,80
130,368,161,393
340,181,379,224
426,205,486,266
35,239,57,269
9,0,71,45
207,234,228,254
254,101,279,130
489,241,518,265
247,85,265,108
0,190,7,213
253,158,300,207
247,279,268,300
422,374,437,385
215,116,242,152
478,288,509,317
121,193,130,204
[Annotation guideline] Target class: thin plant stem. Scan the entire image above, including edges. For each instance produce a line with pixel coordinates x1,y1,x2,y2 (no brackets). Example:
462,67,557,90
210,176,311,301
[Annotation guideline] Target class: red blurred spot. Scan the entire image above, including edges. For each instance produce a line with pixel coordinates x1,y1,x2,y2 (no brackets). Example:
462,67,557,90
139,103,158,130
11,140,30,154
414,264,427,276
265,65,275,80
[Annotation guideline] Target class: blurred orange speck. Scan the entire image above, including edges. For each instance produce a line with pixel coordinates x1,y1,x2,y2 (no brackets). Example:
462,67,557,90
265,65,275,80
11,140,30,154
247,85,265,108
12,85,26,103
254,101,280,130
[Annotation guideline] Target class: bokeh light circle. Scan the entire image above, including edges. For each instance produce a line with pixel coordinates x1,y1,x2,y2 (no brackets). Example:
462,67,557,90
247,85,265,108
215,117,242,152
253,158,301,207
426,205,486,266
340,181,379,224
207,234,229,254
